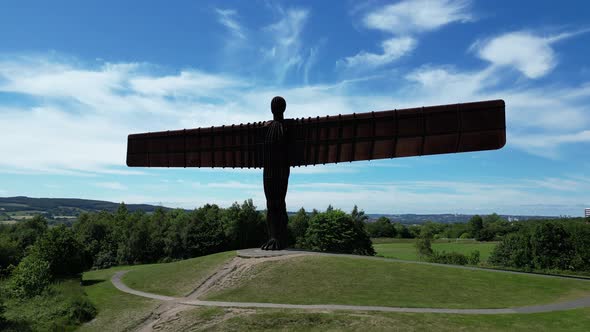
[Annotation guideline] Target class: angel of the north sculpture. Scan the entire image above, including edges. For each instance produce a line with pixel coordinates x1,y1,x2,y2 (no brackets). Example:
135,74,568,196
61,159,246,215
127,97,506,250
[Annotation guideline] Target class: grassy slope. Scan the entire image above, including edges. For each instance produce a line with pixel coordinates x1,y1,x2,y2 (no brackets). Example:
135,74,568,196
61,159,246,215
164,307,590,332
373,239,497,262
80,266,159,332
121,251,236,297
205,255,590,309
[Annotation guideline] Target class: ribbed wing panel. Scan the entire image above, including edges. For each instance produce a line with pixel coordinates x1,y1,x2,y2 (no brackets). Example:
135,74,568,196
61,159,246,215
286,99,505,166
127,122,266,168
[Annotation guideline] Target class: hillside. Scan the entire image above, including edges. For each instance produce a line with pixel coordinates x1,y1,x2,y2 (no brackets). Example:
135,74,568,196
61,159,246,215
79,250,590,331
0,196,170,223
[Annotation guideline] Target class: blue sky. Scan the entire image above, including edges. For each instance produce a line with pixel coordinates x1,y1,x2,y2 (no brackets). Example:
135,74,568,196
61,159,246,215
0,0,589,216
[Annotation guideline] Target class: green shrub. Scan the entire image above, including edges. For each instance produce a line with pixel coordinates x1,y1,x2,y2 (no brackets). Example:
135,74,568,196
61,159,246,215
8,254,52,298
415,236,433,259
468,250,481,265
64,296,97,324
429,251,468,265
304,209,375,255
0,298,6,328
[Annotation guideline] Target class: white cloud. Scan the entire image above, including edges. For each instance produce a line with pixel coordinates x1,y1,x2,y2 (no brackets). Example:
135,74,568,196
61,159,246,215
130,70,244,97
511,131,590,158
263,8,310,82
473,29,590,79
215,8,245,39
0,50,589,175
284,178,590,215
94,182,127,190
342,37,416,68
364,0,472,34
343,0,472,69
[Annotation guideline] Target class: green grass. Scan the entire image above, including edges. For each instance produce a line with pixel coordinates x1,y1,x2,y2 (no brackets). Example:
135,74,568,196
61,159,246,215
163,307,590,332
121,251,236,297
373,239,497,262
2,279,95,331
204,255,590,309
79,266,159,332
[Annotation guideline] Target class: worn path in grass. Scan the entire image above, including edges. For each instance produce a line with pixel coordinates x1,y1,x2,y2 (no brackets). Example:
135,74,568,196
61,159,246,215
111,250,590,316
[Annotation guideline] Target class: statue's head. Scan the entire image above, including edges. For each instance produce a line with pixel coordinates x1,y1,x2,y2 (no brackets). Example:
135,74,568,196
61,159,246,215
271,96,286,120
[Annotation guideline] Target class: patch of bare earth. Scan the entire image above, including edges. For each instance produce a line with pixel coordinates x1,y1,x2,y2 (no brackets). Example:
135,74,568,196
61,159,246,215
132,254,311,331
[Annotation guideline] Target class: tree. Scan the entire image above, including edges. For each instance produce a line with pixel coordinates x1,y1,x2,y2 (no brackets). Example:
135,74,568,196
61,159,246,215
32,224,85,277
394,223,412,238
365,217,396,238
530,222,573,270
415,227,434,259
489,232,532,269
288,207,310,247
304,209,375,255
468,215,483,240
8,254,52,298
221,200,266,249
350,205,368,225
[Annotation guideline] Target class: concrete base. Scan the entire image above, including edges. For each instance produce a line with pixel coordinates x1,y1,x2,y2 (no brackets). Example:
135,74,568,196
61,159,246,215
237,248,314,258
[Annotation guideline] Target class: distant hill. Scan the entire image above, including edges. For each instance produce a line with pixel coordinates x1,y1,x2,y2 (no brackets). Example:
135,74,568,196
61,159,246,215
366,213,555,224
0,196,169,222
0,196,555,225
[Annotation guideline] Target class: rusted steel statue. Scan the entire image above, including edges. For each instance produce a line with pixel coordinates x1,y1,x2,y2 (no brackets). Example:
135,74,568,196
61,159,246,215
127,97,506,250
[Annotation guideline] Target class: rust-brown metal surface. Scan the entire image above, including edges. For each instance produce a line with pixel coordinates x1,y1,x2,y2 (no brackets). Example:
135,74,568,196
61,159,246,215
127,99,506,168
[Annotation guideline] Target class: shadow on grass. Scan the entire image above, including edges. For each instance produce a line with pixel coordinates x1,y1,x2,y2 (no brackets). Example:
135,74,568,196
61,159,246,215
81,279,105,286
2,319,33,332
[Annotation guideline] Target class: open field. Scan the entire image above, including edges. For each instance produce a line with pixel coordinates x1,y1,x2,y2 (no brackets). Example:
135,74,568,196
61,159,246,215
373,238,497,262
121,251,236,297
204,255,590,309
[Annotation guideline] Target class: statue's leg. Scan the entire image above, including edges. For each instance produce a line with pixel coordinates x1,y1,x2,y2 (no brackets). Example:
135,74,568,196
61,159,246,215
261,169,289,250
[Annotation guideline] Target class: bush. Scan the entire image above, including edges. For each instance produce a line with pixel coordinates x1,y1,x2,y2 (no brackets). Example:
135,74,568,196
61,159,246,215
459,232,471,239
0,298,6,328
415,236,433,259
8,254,52,298
429,251,468,265
468,250,481,265
64,296,97,324
304,209,375,255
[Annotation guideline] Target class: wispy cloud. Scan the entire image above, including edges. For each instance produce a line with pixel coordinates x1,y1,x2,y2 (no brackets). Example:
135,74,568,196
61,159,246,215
94,182,127,190
472,29,590,79
286,177,590,215
215,8,245,39
263,8,310,83
342,0,472,69
363,0,472,34
342,37,417,68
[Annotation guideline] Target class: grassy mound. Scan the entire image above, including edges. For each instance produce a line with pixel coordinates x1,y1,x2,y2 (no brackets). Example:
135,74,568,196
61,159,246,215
163,306,590,332
373,239,497,262
204,255,590,309
121,251,236,297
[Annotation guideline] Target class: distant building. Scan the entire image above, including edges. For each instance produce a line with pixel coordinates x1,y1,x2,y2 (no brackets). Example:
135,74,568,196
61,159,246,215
585,208,590,218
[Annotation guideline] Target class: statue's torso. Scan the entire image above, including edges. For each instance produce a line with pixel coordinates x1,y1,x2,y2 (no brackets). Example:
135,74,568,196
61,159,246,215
263,120,289,178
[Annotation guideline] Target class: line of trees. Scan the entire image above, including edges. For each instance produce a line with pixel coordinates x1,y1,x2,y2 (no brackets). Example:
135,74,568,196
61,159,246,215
364,213,518,241
489,219,590,272
1,201,375,294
